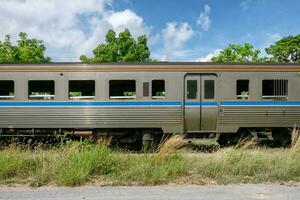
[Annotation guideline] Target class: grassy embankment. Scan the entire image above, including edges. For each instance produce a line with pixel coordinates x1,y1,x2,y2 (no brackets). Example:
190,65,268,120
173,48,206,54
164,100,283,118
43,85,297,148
0,133,300,187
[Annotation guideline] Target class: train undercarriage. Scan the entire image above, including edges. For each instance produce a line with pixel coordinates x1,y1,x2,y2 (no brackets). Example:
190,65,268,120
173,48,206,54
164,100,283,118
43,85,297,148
0,126,294,149
0,128,167,150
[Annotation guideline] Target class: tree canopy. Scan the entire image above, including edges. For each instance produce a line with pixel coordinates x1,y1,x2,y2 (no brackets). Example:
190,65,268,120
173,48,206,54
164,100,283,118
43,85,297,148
211,43,263,62
80,29,151,62
211,35,300,63
0,32,50,63
0,30,298,64
265,35,300,63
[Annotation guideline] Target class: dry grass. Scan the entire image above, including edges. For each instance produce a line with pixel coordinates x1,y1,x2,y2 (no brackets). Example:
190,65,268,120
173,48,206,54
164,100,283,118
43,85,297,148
157,135,189,154
291,126,300,155
291,125,300,148
235,137,258,149
0,134,300,187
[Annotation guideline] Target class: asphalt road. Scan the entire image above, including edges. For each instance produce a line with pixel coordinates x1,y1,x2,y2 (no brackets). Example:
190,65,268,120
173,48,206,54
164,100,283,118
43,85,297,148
0,184,299,200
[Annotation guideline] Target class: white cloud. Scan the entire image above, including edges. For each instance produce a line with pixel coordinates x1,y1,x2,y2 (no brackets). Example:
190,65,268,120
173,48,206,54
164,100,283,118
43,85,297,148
195,49,222,62
267,33,282,42
157,22,194,60
259,32,282,57
197,4,211,31
163,22,194,48
105,9,149,37
240,0,252,10
0,0,150,61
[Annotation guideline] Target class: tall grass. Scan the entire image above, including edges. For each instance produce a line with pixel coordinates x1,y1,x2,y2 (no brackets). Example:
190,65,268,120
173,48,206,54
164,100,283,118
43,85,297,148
193,147,300,184
0,136,300,186
0,140,189,186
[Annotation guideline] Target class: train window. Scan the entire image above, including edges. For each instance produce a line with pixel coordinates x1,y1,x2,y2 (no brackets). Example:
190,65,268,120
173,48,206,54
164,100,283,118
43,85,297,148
69,80,95,100
109,80,136,99
237,80,249,100
143,82,149,97
187,80,197,99
28,80,54,100
262,79,288,100
152,80,165,99
204,80,215,99
0,81,14,100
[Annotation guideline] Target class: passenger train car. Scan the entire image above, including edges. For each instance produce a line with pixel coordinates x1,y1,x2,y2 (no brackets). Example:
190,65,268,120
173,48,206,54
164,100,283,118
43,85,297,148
0,62,300,146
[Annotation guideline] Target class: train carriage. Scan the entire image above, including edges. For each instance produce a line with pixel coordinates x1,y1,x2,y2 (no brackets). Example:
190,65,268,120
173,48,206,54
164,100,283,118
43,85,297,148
0,62,299,145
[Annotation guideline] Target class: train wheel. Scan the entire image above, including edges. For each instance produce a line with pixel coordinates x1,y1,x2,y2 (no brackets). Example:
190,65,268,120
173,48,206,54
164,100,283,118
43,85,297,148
141,129,163,152
142,132,155,152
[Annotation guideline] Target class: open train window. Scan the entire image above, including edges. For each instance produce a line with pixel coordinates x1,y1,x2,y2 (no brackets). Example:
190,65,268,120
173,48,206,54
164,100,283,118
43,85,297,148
152,80,165,99
237,80,249,100
28,80,54,100
204,80,215,99
262,79,288,100
69,80,95,100
0,81,14,100
109,80,136,99
187,80,197,99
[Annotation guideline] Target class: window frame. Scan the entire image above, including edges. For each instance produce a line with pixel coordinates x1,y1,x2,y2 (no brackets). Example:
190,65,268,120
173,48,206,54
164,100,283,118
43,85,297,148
151,79,166,99
68,80,96,100
203,79,215,100
262,79,288,100
236,79,249,100
28,80,55,100
186,79,198,100
0,80,15,100
109,79,136,99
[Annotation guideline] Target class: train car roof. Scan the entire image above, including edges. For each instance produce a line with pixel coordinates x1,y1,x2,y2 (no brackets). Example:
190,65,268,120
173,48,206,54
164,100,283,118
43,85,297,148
0,62,300,72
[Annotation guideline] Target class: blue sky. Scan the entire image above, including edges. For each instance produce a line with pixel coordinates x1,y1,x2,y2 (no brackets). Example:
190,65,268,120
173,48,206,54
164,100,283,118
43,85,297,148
0,0,299,61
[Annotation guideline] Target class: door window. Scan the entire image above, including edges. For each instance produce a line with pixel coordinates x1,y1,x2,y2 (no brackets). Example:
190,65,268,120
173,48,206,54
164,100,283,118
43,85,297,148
187,80,197,99
204,80,215,99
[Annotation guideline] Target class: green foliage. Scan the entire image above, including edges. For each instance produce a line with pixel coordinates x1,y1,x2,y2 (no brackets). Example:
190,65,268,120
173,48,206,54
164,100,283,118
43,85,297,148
80,29,151,62
211,35,300,63
265,35,300,63
211,43,263,62
0,32,50,63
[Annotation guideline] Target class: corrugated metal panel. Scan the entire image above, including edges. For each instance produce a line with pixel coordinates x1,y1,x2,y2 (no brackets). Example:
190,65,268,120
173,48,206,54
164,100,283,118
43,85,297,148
0,107,182,128
220,106,300,125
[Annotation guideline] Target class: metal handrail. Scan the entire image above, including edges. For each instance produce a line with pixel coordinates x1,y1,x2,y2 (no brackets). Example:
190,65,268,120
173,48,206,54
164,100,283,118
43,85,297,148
70,96,95,99
29,94,54,98
109,96,136,99
0,96,15,99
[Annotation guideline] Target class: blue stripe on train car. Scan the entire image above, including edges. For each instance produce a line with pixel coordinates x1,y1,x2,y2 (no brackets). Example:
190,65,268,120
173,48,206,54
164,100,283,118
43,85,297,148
185,102,218,106
0,101,181,107
220,101,300,106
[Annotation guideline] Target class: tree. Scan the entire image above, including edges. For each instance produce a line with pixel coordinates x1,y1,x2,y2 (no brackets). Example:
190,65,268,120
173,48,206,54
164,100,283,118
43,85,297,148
80,29,151,62
265,35,300,63
0,35,18,63
211,43,263,62
0,32,50,63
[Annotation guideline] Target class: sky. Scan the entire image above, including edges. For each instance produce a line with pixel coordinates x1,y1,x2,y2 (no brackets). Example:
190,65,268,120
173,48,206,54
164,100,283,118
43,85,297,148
0,0,299,62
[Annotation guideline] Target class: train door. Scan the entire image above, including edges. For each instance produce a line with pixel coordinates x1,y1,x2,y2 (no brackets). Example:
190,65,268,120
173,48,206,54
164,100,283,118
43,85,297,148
184,74,217,133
